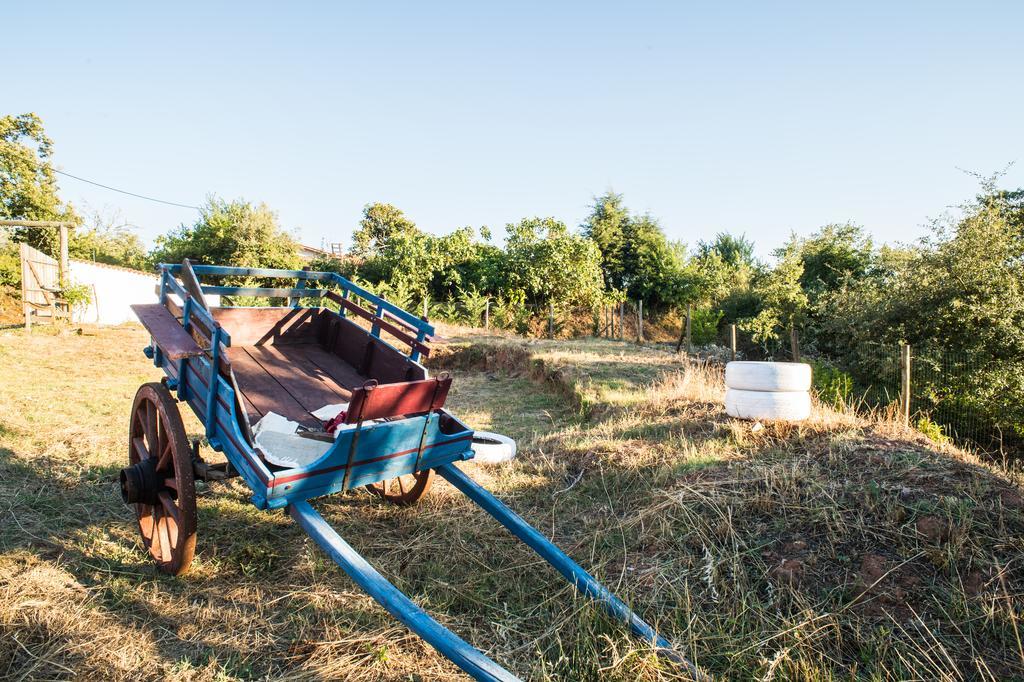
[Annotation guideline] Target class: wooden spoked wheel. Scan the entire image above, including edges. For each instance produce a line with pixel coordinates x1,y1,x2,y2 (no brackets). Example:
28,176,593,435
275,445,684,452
123,382,197,575
366,469,435,506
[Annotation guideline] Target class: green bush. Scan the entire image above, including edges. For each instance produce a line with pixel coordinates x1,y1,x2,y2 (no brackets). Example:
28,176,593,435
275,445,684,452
493,289,531,334
307,254,358,279
0,241,20,288
457,286,490,326
916,416,951,445
60,282,92,315
808,358,854,407
690,308,724,345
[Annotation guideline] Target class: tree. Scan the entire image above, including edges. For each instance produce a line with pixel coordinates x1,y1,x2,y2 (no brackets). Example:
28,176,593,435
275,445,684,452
71,208,148,270
502,217,604,308
0,112,81,253
816,180,1024,440
695,235,762,326
348,203,435,301
351,203,418,258
369,227,435,301
740,245,807,357
697,232,756,269
348,204,506,308
791,223,873,297
978,186,1024,233
582,191,629,290
427,226,502,299
150,197,300,270
620,213,688,308
582,192,689,308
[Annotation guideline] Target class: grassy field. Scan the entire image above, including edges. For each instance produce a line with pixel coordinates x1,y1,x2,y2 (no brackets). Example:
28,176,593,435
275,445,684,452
2,324,1023,680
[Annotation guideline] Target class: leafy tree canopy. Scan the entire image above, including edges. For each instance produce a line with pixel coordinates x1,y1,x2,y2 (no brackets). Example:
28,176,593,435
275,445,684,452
582,191,629,290
351,202,417,258
812,179,1024,435
0,112,81,253
150,197,300,270
502,217,604,307
739,245,808,351
697,232,756,269
71,208,148,271
582,192,690,308
783,223,874,298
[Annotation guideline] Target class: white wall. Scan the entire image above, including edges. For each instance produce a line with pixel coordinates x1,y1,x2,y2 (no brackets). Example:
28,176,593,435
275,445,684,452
70,260,159,325
68,260,221,325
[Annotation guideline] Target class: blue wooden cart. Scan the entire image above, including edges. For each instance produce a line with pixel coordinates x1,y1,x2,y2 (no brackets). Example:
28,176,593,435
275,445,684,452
120,261,702,681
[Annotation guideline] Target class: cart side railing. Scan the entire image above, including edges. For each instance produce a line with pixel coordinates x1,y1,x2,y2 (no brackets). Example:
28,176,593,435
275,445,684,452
159,264,435,361
147,268,276,500
157,269,230,435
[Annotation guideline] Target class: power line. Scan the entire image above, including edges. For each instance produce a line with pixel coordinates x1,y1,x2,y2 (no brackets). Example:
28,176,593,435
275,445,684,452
51,168,202,210
0,138,202,211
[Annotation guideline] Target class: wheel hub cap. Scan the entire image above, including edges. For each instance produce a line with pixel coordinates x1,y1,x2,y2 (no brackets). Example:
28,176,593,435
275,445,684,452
120,457,161,505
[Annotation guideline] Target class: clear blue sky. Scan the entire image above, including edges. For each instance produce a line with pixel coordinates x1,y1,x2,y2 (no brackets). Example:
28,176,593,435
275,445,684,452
5,1,1023,260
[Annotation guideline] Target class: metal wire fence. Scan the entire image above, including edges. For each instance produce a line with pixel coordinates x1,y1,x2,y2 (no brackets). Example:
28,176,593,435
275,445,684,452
908,346,1023,458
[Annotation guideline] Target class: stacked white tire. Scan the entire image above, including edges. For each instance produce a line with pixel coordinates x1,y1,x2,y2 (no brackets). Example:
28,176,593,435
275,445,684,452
724,362,811,422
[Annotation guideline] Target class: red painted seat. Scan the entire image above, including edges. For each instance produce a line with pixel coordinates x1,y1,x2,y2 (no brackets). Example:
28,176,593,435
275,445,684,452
345,375,452,423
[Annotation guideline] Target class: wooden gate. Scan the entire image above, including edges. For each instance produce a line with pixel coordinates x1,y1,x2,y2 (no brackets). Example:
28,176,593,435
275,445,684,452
20,243,62,327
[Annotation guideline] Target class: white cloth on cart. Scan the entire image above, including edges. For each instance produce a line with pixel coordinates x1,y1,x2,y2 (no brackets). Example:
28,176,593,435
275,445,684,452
252,411,329,469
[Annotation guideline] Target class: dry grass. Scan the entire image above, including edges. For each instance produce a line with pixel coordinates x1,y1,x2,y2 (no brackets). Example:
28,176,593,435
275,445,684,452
2,325,1023,680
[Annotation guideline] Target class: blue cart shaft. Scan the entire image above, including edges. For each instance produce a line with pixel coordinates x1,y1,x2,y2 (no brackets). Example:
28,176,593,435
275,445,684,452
290,466,706,681
437,464,706,680
288,500,519,682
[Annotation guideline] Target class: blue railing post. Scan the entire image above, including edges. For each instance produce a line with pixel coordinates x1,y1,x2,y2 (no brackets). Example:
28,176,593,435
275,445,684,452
410,329,427,362
205,325,222,443
371,304,383,337
177,296,193,401
339,289,350,318
290,272,308,307
181,296,192,331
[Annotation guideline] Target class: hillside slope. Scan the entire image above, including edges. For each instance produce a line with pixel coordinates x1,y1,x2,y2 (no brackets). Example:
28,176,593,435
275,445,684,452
1,325,1022,680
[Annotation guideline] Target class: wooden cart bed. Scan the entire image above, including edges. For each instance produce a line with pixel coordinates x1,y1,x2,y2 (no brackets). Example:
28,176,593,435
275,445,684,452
227,344,360,428
209,306,428,430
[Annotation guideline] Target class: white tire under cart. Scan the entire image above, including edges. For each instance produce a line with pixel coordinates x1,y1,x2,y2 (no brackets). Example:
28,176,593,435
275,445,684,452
470,431,517,464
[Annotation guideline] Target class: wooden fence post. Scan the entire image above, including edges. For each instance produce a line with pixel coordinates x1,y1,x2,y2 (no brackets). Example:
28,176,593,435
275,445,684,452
900,343,912,425
674,304,687,353
618,302,624,341
730,324,737,361
484,299,490,329
58,224,69,285
548,301,555,338
685,304,692,354
790,326,801,361
637,299,643,343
